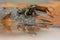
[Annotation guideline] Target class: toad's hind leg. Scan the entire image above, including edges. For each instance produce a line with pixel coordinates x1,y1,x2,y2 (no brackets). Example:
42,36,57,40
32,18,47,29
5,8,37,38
3,25,12,31
1,11,14,32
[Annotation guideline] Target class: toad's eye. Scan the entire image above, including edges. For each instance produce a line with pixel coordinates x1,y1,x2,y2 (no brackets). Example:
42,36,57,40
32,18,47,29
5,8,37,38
17,9,26,14
17,9,22,14
17,10,22,16
17,9,24,16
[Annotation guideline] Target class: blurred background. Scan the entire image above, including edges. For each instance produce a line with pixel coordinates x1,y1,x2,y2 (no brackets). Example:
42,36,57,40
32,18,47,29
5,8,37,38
0,0,50,4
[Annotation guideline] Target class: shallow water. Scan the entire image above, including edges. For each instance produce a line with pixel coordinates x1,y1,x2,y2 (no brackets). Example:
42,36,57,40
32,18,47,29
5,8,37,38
0,27,60,40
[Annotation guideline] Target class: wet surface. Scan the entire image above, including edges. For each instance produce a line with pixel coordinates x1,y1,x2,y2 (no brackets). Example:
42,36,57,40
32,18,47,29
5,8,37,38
0,27,60,40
